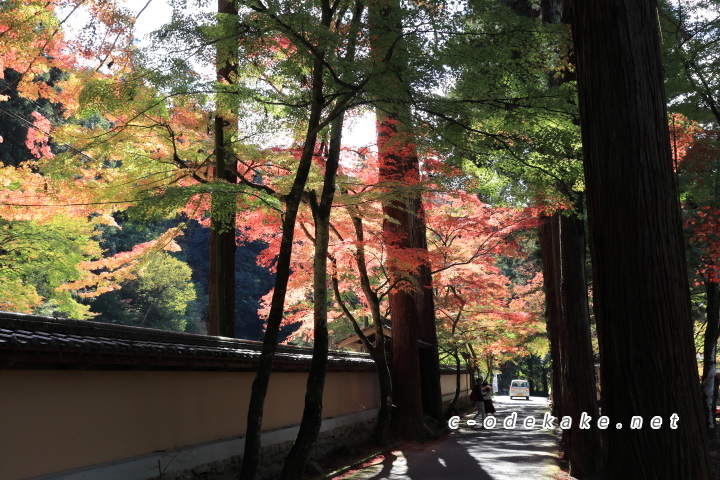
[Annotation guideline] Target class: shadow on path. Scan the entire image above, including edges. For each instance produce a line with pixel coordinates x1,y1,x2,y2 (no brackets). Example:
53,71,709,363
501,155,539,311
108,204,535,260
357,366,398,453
334,397,560,480
362,452,398,480
400,434,493,480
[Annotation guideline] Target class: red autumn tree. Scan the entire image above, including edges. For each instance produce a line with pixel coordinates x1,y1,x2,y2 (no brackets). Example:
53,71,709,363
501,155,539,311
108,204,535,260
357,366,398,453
673,113,720,435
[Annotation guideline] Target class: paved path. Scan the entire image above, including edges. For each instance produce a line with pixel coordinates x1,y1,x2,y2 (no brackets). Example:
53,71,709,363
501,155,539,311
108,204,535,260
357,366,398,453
335,396,562,480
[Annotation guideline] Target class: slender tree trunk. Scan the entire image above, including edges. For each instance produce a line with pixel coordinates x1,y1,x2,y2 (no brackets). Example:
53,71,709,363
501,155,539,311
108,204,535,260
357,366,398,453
350,215,394,445
372,338,393,446
329,210,394,447
567,1,711,477
207,0,239,337
281,4,369,468
445,351,462,417
702,278,720,436
240,52,327,480
369,342,393,445
280,114,342,480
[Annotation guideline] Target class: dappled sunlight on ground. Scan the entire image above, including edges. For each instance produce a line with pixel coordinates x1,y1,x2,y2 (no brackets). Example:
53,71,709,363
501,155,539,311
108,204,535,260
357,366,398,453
320,397,564,480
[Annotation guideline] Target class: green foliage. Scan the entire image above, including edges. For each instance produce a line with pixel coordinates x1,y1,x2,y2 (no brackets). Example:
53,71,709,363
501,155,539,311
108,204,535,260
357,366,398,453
86,215,201,332
89,252,199,332
135,253,197,328
424,1,582,208
660,0,720,127
0,217,99,318
497,353,551,395
128,183,251,226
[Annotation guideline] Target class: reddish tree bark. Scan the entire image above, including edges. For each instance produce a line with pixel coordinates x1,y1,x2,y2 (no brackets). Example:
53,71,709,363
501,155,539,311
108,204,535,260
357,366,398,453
557,207,600,478
540,206,602,478
370,0,442,439
414,208,443,423
377,113,426,439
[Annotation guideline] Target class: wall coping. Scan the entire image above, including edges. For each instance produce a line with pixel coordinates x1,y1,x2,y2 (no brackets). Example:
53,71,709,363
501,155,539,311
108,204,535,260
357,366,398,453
0,311,463,373
0,311,375,372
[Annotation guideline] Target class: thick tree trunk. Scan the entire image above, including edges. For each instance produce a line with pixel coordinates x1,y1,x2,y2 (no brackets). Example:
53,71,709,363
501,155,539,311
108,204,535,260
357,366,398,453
206,117,237,338
541,362,549,396
538,214,563,420
702,278,720,436
207,0,239,338
568,1,711,477
539,209,600,479
376,115,425,440
557,206,600,479
415,219,443,423
369,0,441,440
536,4,599,474
384,260,425,440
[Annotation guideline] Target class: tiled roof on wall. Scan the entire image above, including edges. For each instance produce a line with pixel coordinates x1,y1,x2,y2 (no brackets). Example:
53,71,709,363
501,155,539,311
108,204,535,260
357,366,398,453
0,311,376,372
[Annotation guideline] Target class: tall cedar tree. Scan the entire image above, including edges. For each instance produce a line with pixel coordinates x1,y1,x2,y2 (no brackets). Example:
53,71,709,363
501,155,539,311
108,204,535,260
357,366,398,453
537,207,599,479
536,1,600,477
567,0,711,477
207,0,239,338
369,0,443,440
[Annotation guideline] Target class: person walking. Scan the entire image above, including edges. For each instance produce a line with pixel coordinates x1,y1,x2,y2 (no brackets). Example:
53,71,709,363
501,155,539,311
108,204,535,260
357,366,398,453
481,381,496,416
471,378,485,423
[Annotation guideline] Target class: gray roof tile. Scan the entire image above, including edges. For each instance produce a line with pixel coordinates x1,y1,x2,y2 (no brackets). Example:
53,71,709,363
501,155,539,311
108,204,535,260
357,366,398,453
0,311,375,372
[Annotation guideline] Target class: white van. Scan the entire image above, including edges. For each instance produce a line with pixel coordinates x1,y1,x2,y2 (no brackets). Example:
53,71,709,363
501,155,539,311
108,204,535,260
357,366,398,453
509,379,530,400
